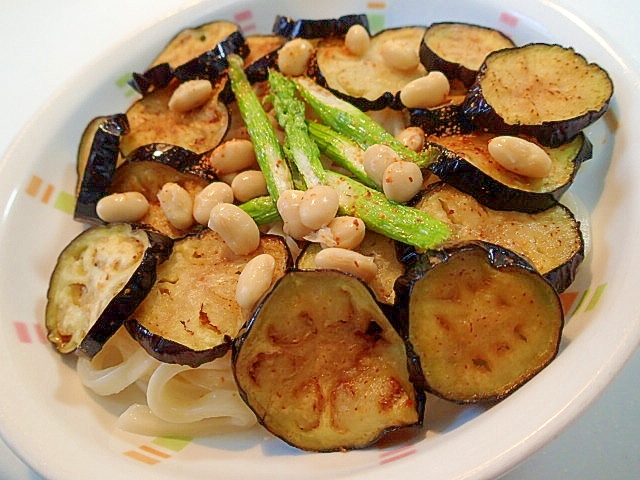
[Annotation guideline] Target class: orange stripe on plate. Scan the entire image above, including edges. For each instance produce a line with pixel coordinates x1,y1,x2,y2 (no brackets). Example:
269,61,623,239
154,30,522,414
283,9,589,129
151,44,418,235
367,2,386,9
559,291,579,315
139,445,171,459
26,175,43,197
34,323,49,344
124,450,161,465
41,184,54,204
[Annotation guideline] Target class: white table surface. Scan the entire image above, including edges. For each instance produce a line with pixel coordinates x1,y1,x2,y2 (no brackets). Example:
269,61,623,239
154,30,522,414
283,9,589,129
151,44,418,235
0,0,638,479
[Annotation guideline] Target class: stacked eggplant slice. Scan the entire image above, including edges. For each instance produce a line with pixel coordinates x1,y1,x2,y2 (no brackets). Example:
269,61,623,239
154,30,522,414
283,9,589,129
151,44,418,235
45,13,613,452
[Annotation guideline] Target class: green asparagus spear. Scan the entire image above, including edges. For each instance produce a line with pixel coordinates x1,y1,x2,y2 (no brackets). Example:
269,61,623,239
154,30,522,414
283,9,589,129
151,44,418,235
294,77,440,168
227,54,293,200
325,170,450,249
306,121,379,190
239,196,279,225
268,70,325,188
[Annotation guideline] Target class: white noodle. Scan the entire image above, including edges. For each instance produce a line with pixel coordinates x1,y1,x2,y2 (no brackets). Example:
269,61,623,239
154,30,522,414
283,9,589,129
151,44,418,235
77,328,160,396
145,355,254,424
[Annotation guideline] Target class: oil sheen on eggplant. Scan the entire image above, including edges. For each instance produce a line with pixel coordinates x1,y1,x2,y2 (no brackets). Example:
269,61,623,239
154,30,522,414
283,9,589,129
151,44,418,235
394,241,564,403
125,231,292,367
233,270,424,452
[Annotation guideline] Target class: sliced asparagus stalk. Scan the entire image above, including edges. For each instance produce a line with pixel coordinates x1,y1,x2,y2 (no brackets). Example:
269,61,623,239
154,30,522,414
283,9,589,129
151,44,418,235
325,170,450,249
268,70,325,188
307,121,379,190
239,195,279,225
295,77,441,168
227,54,293,199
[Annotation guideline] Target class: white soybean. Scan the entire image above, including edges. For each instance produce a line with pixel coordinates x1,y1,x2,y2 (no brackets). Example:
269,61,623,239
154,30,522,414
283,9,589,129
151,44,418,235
363,143,400,186
298,185,340,230
209,139,257,175
157,182,194,230
488,136,553,178
328,216,366,250
277,38,314,76
382,161,423,203
380,39,420,71
399,71,450,109
314,248,377,282
168,79,213,113
396,126,425,152
96,192,149,223
276,189,312,240
235,254,276,310
208,203,261,255
192,182,234,225
345,24,370,56
231,170,268,203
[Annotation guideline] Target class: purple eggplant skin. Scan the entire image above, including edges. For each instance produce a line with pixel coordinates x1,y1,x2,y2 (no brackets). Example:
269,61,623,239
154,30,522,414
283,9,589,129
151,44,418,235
126,143,217,182
73,226,174,358
427,133,593,213
74,113,129,225
272,14,369,39
173,30,249,83
124,319,232,368
409,104,475,136
128,63,174,96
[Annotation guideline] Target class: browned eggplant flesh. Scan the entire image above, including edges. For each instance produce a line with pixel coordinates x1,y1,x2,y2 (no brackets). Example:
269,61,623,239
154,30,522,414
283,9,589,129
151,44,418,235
462,43,613,147
395,241,564,403
420,22,515,87
126,231,292,367
427,131,593,213
233,270,423,451
45,223,173,357
412,182,584,292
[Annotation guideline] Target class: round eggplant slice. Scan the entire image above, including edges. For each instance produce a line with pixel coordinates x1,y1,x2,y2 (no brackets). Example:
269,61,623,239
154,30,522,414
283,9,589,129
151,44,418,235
45,223,173,357
74,114,129,225
126,231,292,368
296,231,406,305
108,160,211,238
427,131,592,213
150,21,241,69
233,270,423,452
461,43,614,147
311,26,427,111
120,76,230,157
410,182,584,292
394,241,564,403
420,22,515,88
272,14,369,39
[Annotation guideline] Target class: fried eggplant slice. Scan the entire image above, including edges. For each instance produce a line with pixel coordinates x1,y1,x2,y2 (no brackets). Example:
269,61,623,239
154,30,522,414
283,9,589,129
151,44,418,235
394,241,563,403
45,223,173,357
125,231,292,367
272,14,369,39
108,160,211,238
420,22,515,88
150,21,241,69
461,43,614,147
311,26,427,110
233,270,423,452
427,131,592,213
296,231,406,305
411,182,584,292
120,77,229,156
74,114,129,225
